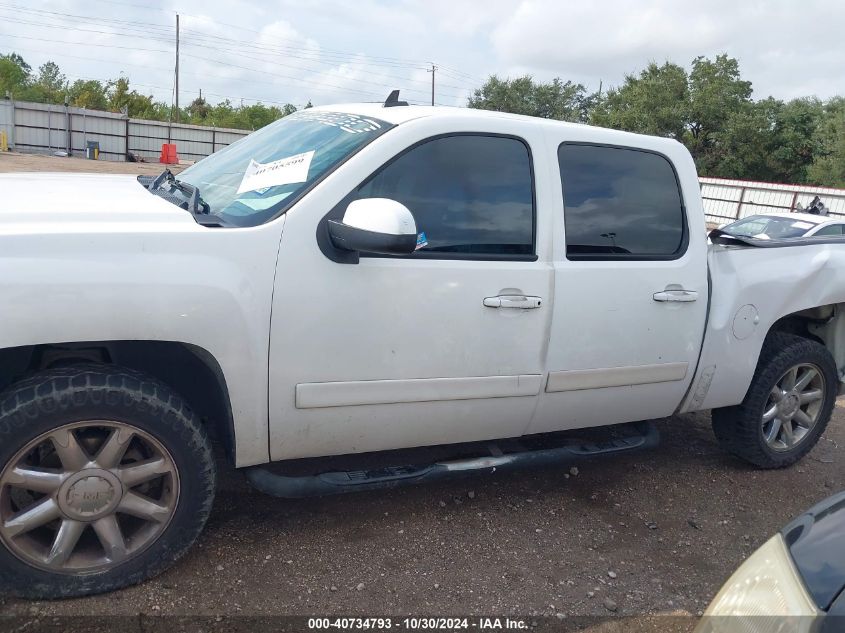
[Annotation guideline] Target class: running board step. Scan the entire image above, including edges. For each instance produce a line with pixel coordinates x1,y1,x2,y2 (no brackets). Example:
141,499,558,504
245,422,659,499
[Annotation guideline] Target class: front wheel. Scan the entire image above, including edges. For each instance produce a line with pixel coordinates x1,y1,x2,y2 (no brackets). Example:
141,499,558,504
712,333,838,469
0,364,216,598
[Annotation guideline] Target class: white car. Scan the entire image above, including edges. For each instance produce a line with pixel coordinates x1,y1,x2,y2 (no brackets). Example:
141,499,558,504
1,95,844,599
720,211,845,239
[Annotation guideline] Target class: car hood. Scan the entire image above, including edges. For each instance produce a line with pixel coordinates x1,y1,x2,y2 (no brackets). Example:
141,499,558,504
782,490,845,610
0,172,196,233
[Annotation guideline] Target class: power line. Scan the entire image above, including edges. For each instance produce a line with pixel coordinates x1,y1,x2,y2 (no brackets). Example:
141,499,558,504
179,52,387,100
0,31,172,54
0,19,463,98
175,34,469,95
0,17,469,100
0,8,472,97
0,3,175,33
176,41,464,100
0,3,429,72
0,36,427,103
0,2,481,86
0,4,479,105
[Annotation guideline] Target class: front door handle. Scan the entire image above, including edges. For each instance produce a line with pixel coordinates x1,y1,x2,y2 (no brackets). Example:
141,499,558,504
653,289,698,302
483,295,543,309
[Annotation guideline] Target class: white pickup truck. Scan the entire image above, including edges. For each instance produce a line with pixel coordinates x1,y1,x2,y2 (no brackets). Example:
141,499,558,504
1,94,844,598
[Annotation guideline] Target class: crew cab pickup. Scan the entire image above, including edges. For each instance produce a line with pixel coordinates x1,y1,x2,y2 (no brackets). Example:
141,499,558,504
1,96,844,598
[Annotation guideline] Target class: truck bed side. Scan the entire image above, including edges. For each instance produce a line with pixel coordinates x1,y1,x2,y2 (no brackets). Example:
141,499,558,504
681,240,845,413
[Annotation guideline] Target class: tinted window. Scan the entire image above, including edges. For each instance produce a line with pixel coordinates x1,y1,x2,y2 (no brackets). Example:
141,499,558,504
558,144,686,259
353,135,534,257
814,224,844,236
725,215,816,239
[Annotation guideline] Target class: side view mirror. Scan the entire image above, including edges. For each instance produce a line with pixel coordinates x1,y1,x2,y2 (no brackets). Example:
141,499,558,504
328,198,418,255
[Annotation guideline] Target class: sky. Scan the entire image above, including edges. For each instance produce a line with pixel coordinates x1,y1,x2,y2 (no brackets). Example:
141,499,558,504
1,0,844,111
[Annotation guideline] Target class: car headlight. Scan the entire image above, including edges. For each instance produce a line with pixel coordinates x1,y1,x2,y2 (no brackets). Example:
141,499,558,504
695,534,822,633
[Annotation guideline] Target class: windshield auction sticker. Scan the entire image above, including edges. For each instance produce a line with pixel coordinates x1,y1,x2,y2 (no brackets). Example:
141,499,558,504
237,150,315,194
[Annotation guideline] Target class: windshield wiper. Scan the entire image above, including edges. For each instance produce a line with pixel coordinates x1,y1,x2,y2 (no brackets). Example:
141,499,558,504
148,168,211,216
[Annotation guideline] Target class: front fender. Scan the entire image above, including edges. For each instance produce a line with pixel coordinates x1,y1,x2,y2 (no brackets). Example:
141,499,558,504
0,217,285,467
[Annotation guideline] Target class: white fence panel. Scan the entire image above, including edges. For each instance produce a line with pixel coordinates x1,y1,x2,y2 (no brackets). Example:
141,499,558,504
13,102,70,155
215,130,247,147
69,107,127,162
128,120,169,161
169,124,214,161
701,177,845,226
127,118,247,162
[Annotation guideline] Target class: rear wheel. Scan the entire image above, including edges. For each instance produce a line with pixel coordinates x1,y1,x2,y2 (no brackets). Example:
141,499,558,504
0,364,215,598
712,333,838,468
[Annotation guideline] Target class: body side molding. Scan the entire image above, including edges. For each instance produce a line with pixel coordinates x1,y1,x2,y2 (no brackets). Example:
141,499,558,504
296,374,543,409
546,362,689,393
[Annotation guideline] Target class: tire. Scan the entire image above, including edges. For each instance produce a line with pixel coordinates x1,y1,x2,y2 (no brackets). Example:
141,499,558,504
0,364,216,599
712,332,838,469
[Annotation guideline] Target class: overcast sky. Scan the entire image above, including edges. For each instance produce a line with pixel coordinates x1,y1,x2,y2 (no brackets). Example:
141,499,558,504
2,0,843,111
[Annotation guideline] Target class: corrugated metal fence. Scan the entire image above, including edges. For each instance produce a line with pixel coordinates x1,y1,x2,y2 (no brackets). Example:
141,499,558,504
701,177,845,226
0,99,249,162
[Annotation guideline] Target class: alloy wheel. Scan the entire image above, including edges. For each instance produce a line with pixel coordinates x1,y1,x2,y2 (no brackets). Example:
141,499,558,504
0,421,179,573
761,363,825,452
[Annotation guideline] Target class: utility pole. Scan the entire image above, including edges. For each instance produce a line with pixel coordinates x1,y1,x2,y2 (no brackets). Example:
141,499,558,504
175,13,180,123
427,63,437,106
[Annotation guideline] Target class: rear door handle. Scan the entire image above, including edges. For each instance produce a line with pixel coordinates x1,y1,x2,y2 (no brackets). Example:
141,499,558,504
653,289,698,302
483,295,543,309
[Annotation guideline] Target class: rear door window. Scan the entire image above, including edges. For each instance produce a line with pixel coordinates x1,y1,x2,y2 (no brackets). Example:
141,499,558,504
558,144,687,260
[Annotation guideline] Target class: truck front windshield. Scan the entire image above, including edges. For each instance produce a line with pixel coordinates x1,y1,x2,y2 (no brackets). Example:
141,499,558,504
178,111,392,227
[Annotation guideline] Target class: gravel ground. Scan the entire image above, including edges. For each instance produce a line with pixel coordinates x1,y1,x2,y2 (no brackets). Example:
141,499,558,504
1,403,843,631
0,151,186,175
0,151,843,631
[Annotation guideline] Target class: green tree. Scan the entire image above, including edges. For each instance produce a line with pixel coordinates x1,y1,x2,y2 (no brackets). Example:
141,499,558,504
808,97,845,187
107,77,166,118
186,94,211,122
468,75,594,122
28,61,68,103
5,53,30,74
0,53,31,98
702,98,780,180
67,79,108,110
768,98,824,183
687,54,753,162
591,62,689,139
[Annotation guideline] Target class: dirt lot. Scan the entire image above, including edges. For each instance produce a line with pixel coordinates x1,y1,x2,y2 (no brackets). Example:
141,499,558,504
0,151,843,631
0,151,185,175
0,407,843,631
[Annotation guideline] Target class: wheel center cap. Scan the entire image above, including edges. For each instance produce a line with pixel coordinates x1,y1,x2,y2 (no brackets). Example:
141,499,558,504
58,469,123,521
780,394,800,418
